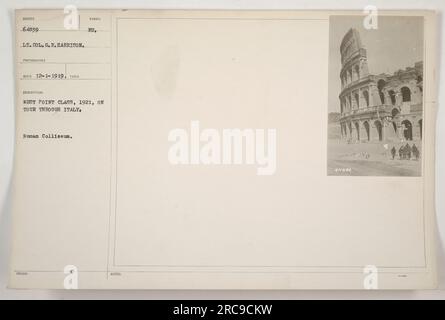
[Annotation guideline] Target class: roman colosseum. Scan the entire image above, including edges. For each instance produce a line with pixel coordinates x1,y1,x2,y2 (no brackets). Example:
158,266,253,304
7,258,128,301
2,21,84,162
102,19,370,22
338,28,423,143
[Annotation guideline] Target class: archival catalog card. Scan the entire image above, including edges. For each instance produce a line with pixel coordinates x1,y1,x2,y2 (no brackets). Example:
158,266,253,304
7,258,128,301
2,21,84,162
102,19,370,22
10,9,438,289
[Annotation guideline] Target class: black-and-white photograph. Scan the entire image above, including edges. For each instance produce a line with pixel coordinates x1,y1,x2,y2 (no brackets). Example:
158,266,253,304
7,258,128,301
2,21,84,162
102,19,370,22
327,16,424,176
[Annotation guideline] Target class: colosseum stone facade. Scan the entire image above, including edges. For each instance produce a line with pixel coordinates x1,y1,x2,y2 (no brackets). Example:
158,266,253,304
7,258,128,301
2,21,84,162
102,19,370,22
338,28,423,143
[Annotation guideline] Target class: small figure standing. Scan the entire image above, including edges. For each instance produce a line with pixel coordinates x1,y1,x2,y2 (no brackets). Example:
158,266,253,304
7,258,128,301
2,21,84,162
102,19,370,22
391,146,396,160
412,144,419,160
399,145,404,160
405,143,412,160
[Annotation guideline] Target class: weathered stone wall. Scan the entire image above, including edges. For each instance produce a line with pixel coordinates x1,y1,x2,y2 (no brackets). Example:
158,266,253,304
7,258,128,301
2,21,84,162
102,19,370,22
337,28,423,144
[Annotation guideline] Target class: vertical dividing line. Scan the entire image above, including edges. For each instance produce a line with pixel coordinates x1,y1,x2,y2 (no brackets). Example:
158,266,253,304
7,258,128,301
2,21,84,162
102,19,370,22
113,17,119,269
106,12,113,280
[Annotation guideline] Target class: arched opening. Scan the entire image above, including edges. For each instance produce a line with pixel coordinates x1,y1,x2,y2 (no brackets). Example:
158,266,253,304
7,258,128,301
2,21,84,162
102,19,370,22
401,87,411,102
354,93,360,109
354,122,360,141
391,108,400,118
348,122,352,137
402,120,413,141
355,65,360,80
363,121,370,141
374,120,383,141
388,90,396,105
418,119,423,140
363,90,369,107
377,79,386,104
348,96,352,111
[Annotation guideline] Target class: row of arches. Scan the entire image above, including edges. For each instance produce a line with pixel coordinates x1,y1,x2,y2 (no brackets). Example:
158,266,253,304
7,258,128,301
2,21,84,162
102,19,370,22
341,120,383,142
341,118,422,142
340,89,370,113
341,64,361,88
341,85,415,114
377,80,412,105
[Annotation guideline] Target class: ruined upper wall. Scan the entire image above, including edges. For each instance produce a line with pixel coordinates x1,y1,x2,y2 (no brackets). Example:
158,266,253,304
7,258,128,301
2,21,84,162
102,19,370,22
339,28,370,89
340,28,366,67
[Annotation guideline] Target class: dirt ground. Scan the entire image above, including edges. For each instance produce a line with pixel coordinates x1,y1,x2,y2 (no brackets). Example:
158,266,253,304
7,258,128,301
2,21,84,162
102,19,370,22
327,139,422,176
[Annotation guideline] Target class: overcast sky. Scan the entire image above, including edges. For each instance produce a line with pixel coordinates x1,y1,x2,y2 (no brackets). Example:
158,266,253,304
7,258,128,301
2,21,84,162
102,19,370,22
328,16,424,113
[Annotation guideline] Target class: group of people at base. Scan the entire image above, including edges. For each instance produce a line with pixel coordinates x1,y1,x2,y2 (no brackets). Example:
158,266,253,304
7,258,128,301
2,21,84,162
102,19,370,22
391,143,420,160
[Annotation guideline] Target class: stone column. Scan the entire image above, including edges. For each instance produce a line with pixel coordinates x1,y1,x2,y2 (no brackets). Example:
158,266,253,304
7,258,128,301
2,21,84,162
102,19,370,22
369,83,380,107
359,121,368,142
369,121,375,142
347,123,352,140
354,123,360,142
384,119,399,142
415,119,422,141
395,90,402,106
